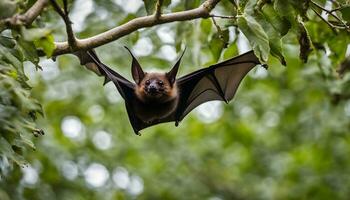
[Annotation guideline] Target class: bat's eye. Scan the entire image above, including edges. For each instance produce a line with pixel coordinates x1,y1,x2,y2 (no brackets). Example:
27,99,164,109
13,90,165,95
158,81,164,86
145,80,150,85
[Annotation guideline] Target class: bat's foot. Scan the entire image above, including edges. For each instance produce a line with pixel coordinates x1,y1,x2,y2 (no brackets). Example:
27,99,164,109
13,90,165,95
175,121,179,127
134,131,142,136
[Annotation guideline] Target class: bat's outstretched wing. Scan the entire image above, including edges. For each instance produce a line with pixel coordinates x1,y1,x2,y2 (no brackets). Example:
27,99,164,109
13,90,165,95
85,50,134,98
174,51,262,123
85,50,146,135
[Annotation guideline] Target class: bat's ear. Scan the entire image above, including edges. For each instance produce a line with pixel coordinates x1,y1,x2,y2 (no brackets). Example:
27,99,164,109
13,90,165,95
166,48,186,85
125,46,145,84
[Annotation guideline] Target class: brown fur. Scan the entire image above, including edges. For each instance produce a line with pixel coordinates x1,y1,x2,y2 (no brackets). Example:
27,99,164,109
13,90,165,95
133,72,179,123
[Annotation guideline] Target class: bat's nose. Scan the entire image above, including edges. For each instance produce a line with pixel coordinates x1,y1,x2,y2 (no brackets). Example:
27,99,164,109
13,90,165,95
148,85,157,93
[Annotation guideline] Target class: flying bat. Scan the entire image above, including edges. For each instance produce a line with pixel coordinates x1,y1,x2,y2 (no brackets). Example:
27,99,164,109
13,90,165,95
83,48,263,135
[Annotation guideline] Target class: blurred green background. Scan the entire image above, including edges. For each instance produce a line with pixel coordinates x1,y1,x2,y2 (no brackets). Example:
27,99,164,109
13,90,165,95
1,0,350,199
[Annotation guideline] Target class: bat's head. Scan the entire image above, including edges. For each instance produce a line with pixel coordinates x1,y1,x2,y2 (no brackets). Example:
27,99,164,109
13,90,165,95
125,47,185,103
136,72,177,102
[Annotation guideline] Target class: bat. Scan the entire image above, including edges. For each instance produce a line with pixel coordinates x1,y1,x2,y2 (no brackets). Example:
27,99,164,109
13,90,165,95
82,48,263,135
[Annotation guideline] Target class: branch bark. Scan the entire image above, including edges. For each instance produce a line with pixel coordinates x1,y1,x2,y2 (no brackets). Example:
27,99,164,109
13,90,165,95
52,0,221,56
0,0,49,31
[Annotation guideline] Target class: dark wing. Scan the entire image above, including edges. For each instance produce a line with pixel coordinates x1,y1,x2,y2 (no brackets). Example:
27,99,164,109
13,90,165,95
86,51,134,98
174,51,261,123
86,51,145,135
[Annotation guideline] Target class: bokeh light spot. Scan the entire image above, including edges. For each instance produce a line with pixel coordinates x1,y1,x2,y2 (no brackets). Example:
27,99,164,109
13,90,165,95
61,116,85,140
113,167,130,189
88,104,105,122
21,165,38,185
133,37,153,56
113,0,142,13
92,131,112,150
160,45,177,61
84,163,109,188
195,101,223,123
61,161,78,180
127,175,144,196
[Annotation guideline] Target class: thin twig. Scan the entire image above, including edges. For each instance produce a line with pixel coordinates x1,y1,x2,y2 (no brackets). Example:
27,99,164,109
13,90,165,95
155,0,164,19
209,14,236,19
50,0,78,50
311,7,338,34
211,17,221,32
49,0,66,19
211,16,228,47
330,6,343,12
311,0,349,30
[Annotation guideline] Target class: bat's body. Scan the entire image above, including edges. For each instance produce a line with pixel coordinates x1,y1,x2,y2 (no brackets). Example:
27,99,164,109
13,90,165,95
132,72,179,123
83,48,262,135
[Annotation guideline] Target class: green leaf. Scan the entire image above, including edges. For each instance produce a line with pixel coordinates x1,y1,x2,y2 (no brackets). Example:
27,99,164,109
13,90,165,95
256,8,287,65
185,0,200,10
0,36,16,48
0,137,27,167
8,47,24,63
339,5,350,22
237,15,270,62
143,0,156,14
200,19,212,36
34,34,55,57
119,14,137,25
13,133,35,150
21,27,52,42
143,0,171,15
0,0,16,19
273,0,297,24
17,38,40,68
262,4,291,36
223,42,238,60
0,45,25,77
297,22,312,63
209,29,229,62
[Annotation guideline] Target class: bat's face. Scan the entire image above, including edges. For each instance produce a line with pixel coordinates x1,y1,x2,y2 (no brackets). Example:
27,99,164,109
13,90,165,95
135,72,178,103
127,46,183,104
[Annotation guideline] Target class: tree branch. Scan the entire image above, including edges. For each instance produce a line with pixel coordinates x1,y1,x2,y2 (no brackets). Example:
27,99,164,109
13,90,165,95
50,0,77,50
52,0,221,56
0,0,49,31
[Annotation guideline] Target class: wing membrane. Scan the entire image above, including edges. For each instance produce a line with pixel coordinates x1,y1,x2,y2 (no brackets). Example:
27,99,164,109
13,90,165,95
176,51,260,121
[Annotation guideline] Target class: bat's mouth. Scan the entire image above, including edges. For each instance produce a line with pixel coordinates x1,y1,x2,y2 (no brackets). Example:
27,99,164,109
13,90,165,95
145,88,164,96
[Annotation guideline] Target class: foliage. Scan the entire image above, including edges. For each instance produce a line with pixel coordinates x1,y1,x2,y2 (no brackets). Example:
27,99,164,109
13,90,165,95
1,0,350,199
0,0,55,172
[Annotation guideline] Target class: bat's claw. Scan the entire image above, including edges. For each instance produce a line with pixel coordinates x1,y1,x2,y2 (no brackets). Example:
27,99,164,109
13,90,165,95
175,121,179,127
134,130,142,136
223,98,228,104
